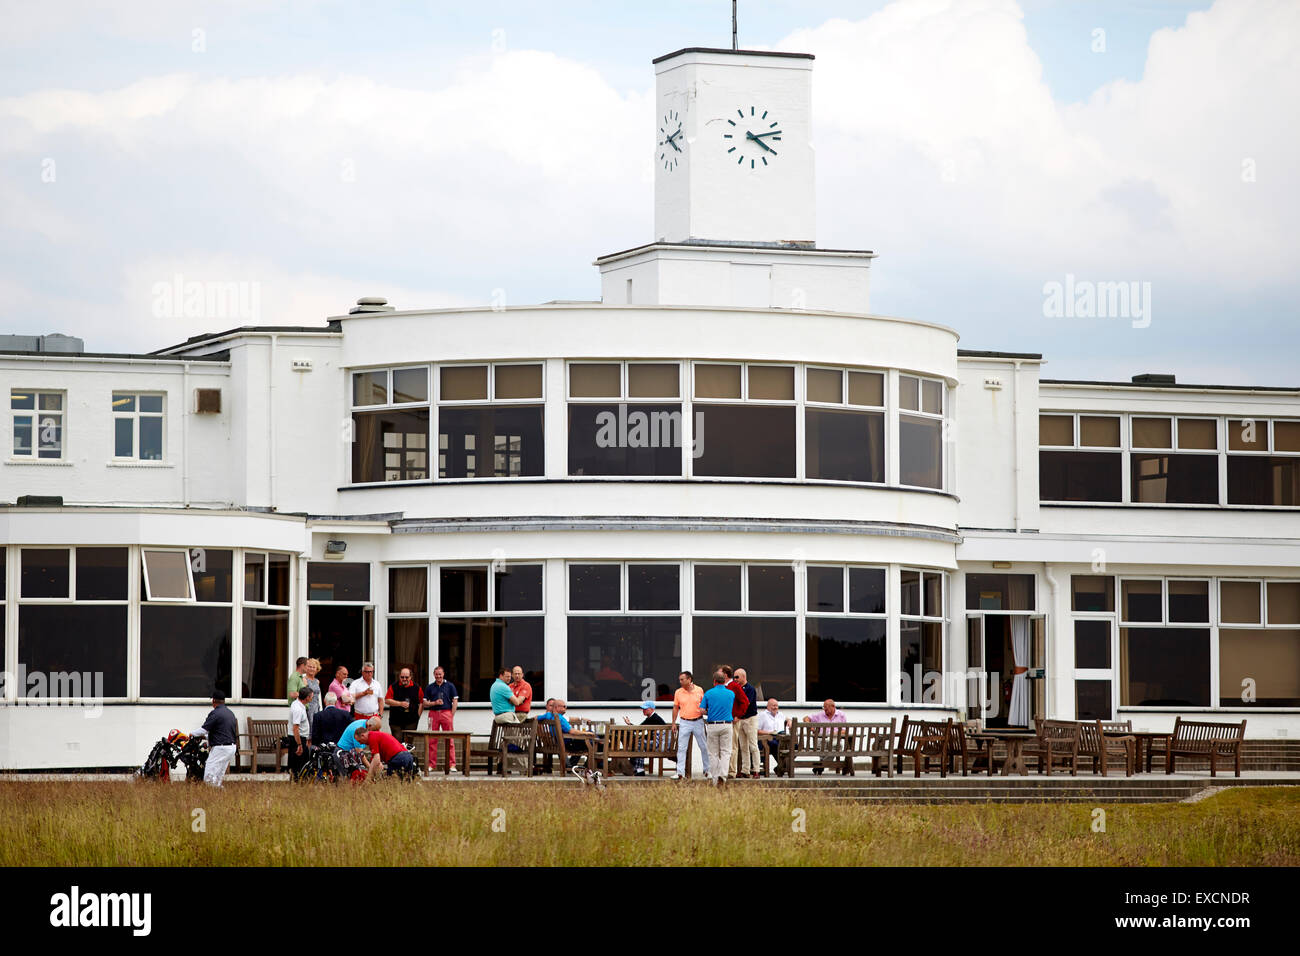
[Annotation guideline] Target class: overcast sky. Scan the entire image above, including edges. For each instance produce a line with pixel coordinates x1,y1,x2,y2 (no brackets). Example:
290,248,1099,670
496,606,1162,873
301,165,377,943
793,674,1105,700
1,0,1296,384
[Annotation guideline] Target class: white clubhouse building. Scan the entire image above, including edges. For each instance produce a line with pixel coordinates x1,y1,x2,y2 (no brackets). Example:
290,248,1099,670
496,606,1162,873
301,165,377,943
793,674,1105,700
2,47,1297,769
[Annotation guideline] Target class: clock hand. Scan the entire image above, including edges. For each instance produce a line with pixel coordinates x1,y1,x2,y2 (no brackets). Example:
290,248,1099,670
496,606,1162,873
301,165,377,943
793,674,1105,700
745,131,774,153
753,130,782,138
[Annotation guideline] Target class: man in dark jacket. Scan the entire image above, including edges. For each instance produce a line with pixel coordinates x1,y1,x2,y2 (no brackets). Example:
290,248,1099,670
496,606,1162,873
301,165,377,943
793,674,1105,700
621,699,666,776
192,691,238,787
311,691,353,747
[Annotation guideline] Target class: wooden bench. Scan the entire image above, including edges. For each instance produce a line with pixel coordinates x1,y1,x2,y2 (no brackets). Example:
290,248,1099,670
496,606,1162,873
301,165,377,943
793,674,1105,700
237,718,288,774
469,723,506,775
497,719,537,777
1024,718,1080,775
597,724,684,777
784,719,896,778
1165,717,1247,777
894,716,949,777
1079,719,1135,776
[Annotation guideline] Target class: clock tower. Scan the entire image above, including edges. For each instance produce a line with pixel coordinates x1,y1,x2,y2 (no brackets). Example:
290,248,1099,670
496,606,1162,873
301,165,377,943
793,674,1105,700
597,45,873,313
654,47,815,245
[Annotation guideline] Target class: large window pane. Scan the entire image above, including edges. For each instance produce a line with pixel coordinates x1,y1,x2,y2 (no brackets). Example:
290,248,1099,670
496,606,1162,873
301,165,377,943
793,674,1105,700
1227,456,1300,506
899,621,943,697
628,363,679,398
268,554,290,606
21,548,69,599
1267,582,1300,625
628,564,679,611
567,403,683,476
440,567,487,613
76,548,127,601
694,405,795,478
244,553,265,603
1119,628,1209,706
495,565,543,612
694,565,741,611
18,605,128,697
692,616,795,700
438,406,543,478
242,607,288,699
352,408,429,482
1079,416,1121,447
1074,619,1111,669
900,570,921,616
568,564,620,611
1219,629,1300,706
1131,417,1172,449
568,616,681,701
965,573,1035,611
806,368,842,404
114,418,133,457
307,562,370,602
391,367,429,404
387,618,429,687
141,605,232,697
806,617,886,701
139,415,163,461
1131,454,1218,504
847,371,884,407
438,616,543,702
1275,421,1300,453
899,415,942,489
805,409,884,482
440,365,487,401
1039,415,1073,446
1040,451,1122,502
352,370,387,406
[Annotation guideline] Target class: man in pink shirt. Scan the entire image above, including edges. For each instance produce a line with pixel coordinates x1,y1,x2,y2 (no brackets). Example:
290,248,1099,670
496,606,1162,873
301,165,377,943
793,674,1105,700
803,698,848,775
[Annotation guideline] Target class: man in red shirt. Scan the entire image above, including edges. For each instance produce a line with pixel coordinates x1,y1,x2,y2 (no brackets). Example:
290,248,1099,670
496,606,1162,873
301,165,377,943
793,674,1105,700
361,729,417,778
511,665,533,715
722,665,752,779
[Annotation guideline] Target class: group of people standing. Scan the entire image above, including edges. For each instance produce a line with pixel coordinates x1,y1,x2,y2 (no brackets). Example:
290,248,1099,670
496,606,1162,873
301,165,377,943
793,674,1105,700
672,665,763,785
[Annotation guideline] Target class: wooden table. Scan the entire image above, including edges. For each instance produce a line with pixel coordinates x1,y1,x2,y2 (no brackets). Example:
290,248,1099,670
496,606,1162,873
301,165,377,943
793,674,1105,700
402,729,472,776
1125,731,1171,773
969,730,1037,776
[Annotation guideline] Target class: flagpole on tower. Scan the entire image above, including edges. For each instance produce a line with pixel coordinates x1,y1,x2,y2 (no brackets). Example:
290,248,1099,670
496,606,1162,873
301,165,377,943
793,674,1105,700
732,0,738,50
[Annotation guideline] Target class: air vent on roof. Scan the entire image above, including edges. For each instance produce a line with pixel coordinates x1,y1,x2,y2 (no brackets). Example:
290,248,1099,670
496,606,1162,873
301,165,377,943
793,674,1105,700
1131,373,1175,385
195,388,222,413
349,296,395,314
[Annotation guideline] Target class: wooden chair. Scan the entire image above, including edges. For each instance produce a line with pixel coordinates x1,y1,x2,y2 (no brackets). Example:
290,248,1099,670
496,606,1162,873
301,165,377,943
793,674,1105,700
496,719,536,776
469,722,506,775
893,716,950,778
533,718,570,775
1165,717,1247,777
945,720,992,776
237,718,288,774
1024,718,1080,775
1079,719,1135,776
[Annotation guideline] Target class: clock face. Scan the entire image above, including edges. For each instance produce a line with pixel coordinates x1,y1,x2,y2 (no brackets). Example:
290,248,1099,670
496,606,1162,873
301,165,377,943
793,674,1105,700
723,106,782,169
658,110,684,171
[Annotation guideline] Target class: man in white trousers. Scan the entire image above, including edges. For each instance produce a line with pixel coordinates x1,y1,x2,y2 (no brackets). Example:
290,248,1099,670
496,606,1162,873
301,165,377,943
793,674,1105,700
699,671,736,787
192,692,239,787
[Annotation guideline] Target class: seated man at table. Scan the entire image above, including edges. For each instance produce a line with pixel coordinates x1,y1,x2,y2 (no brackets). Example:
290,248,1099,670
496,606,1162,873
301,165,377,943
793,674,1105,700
803,698,848,775
490,667,527,724
620,699,666,776
551,699,599,767
756,698,790,776
361,728,417,779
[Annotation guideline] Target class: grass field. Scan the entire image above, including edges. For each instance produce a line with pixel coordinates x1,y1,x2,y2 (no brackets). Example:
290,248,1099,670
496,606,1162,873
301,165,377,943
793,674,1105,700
3,781,1297,867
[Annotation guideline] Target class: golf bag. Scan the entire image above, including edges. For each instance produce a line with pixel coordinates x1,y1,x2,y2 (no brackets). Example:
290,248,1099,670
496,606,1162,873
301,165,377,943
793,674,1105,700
137,729,209,782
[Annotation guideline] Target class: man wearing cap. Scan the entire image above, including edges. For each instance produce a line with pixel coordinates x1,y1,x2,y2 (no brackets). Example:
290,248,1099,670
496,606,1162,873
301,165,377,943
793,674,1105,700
700,671,736,787
672,671,707,780
191,692,238,787
622,699,666,776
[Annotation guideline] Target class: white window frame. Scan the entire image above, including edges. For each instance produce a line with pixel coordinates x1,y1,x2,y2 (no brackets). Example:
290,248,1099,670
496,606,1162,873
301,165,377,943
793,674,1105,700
141,548,195,602
10,388,65,460
111,391,165,462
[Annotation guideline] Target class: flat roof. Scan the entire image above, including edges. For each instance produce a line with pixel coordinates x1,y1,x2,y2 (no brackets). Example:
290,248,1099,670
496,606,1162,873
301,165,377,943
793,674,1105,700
0,348,230,363
957,349,1043,361
652,47,814,64
152,323,340,354
595,240,874,264
1042,378,1300,394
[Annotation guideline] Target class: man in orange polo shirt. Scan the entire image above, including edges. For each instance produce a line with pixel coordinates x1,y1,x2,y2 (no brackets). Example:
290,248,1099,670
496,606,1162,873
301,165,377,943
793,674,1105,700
511,665,533,715
672,670,708,780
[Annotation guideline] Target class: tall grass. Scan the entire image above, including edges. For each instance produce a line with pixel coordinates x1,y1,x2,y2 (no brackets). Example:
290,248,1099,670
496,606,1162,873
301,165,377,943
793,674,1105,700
2,781,1296,867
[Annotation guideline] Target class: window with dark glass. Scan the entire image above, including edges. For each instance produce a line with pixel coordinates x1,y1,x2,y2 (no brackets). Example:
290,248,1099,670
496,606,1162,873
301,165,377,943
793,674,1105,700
1074,619,1111,669
141,605,232,698
18,605,128,697
242,606,289,699
805,368,885,483
1218,578,1300,706
965,573,1035,611
441,566,488,613
693,565,741,611
693,616,795,700
568,362,683,476
388,617,428,689
569,564,620,611
192,549,233,603
1119,628,1209,706
568,616,680,702
900,568,944,701
628,564,679,611
1130,416,1218,504
307,562,371,602
899,375,944,489
438,616,544,702
1075,679,1112,720
21,548,69,598
351,367,431,483
1227,418,1300,506
692,363,796,479
1072,574,1115,612
495,565,544,612
805,564,888,702
1040,413,1122,502
11,389,63,459
748,565,795,612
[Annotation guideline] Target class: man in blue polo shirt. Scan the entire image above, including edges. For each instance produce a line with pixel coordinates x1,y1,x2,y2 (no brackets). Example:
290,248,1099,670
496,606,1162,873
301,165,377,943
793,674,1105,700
700,671,736,787
337,717,373,751
490,667,527,724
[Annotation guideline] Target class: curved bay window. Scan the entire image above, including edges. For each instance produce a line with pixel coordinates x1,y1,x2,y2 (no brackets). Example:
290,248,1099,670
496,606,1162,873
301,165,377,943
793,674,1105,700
805,566,888,702
141,547,234,698
900,568,945,705
351,366,430,483
242,552,291,700
899,374,944,489
567,362,683,476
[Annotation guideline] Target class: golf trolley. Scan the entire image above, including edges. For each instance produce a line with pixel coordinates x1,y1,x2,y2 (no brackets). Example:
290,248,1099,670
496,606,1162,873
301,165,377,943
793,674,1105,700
137,729,209,782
